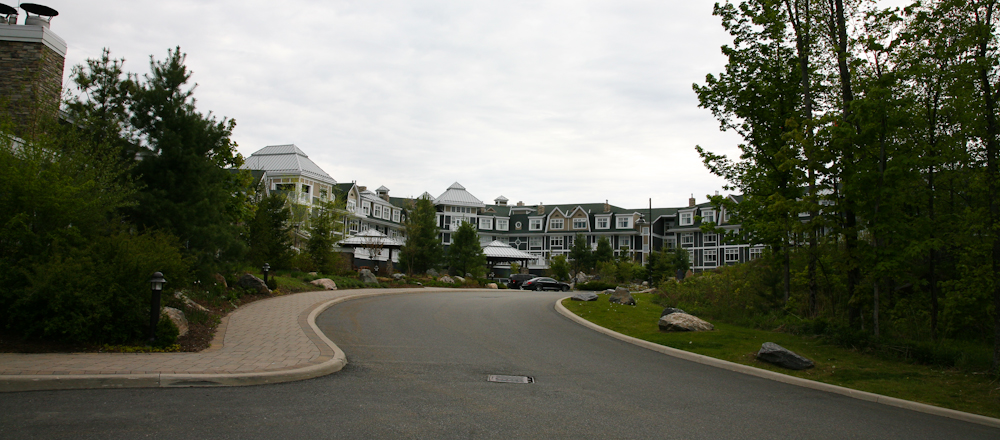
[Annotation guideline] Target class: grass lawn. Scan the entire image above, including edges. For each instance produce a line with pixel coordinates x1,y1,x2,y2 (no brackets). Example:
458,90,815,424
562,292,1000,419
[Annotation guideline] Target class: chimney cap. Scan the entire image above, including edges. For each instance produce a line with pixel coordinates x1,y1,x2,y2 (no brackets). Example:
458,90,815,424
20,3,57,17
0,4,17,16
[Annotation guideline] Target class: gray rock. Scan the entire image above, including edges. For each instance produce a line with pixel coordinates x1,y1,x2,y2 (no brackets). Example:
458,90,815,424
609,287,636,306
212,273,228,289
574,272,591,284
453,276,466,283
237,273,271,295
465,273,473,278
310,278,338,290
642,281,649,287
359,269,378,284
571,292,599,301
658,313,714,332
174,290,210,313
486,283,498,289
162,306,188,337
603,289,616,295
427,268,439,277
660,307,686,317
756,342,815,370
392,273,406,280
439,275,455,284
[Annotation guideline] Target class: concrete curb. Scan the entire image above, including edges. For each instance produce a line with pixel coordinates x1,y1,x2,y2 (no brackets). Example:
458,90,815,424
0,288,452,392
555,297,1000,429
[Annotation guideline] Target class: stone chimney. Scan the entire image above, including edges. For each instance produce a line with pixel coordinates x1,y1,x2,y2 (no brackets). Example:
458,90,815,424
603,200,610,213
537,203,545,215
689,194,696,207
0,3,66,136
358,186,367,192
517,201,524,207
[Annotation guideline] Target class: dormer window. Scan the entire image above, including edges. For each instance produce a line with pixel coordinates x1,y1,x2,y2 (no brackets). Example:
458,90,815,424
702,209,716,224
617,216,631,229
680,212,693,226
596,217,610,229
550,218,564,229
573,218,587,229
374,205,382,218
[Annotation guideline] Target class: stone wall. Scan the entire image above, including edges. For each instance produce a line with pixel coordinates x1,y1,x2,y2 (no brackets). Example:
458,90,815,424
0,39,65,133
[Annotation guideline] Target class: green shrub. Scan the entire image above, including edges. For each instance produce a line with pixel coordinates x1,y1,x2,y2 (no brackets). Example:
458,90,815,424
577,281,617,291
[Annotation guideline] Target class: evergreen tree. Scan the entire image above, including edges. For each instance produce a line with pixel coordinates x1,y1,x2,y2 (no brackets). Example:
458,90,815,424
247,193,293,269
307,201,344,274
594,236,614,264
568,234,594,273
128,47,251,276
400,197,443,274
549,255,570,281
448,221,486,277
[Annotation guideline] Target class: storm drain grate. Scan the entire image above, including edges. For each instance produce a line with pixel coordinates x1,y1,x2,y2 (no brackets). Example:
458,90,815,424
487,375,534,384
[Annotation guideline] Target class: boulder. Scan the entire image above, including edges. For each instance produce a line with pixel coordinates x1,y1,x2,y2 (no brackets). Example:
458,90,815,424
465,273,473,278
660,307,686,317
310,278,338,290
642,281,649,287
574,272,590,284
609,287,636,306
358,269,378,284
571,292,599,301
427,268,440,277
162,306,188,337
486,283,498,289
453,276,466,283
237,273,271,295
392,273,406,280
685,269,694,279
603,289,616,295
174,291,210,313
212,273,227,289
658,313,714,332
439,275,455,284
756,342,815,370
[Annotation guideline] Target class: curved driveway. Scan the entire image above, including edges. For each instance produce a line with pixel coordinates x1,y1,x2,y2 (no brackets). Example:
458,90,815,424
0,289,996,439
316,290,997,439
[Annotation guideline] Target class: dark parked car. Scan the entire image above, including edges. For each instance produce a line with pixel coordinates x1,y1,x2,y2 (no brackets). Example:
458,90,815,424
507,273,535,289
521,277,571,291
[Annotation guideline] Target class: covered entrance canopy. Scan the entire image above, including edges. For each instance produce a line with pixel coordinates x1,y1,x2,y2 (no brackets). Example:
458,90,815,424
482,240,534,275
339,229,404,273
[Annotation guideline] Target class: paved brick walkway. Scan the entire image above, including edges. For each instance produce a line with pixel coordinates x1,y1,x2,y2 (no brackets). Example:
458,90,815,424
0,287,448,391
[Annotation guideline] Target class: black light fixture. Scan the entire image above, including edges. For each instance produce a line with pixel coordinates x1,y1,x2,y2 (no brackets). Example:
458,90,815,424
262,263,270,285
148,272,166,345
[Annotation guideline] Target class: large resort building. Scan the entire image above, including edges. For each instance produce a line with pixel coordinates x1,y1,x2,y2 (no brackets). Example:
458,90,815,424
242,144,763,275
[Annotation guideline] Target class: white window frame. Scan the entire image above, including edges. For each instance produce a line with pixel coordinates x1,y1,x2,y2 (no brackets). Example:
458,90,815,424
573,218,587,229
725,248,740,262
479,217,493,230
550,236,564,248
702,209,716,224
704,249,717,265
529,219,543,231
393,209,400,222
596,217,610,229
750,247,763,260
347,199,356,213
680,212,693,226
550,218,564,230
529,236,543,249
373,204,382,219
362,201,371,216
496,219,509,231
617,216,631,229
442,233,451,244
681,233,694,247
704,233,717,246
619,236,630,249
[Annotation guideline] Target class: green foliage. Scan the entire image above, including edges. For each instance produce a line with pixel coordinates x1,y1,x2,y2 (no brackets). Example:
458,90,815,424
155,313,180,347
548,255,570,281
107,47,250,276
568,234,594,273
576,281,617,291
448,221,486,278
594,236,614,264
400,197,444,274
307,200,346,274
247,193,293,269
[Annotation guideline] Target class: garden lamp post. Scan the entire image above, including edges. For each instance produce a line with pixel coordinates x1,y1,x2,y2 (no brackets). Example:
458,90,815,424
634,215,646,264
148,272,166,345
262,263,270,285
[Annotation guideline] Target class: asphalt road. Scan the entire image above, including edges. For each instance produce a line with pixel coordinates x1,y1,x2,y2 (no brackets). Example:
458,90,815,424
1,290,997,439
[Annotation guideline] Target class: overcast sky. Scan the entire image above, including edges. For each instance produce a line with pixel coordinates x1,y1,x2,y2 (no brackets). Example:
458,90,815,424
40,1,891,209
